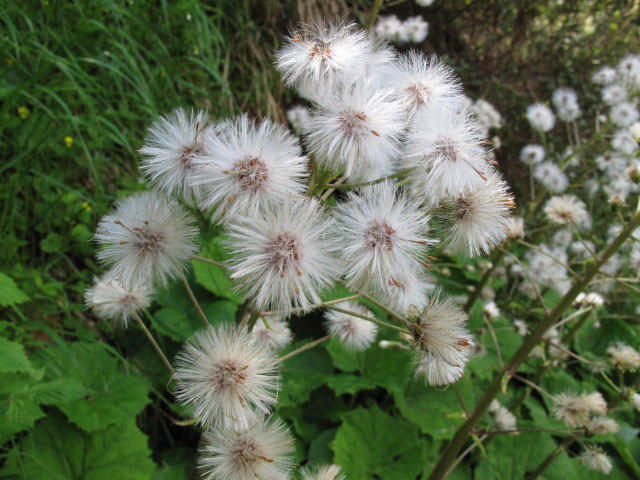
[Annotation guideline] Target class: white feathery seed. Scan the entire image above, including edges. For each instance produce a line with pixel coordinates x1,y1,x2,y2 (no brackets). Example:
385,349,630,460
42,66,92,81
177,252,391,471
397,16,429,44
602,83,627,106
252,316,293,351
192,115,308,222
95,191,198,288
301,464,346,480
403,106,491,206
84,275,151,326
544,195,588,226
173,323,279,430
224,197,337,315
533,161,569,193
440,170,515,257
383,51,465,118
324,301,379,351
198,416,295,480
519,144,545,166
551,88,580,122
579,448,613,474
275,20,372,99
526,103,555,132
610,101,639,127
410,293,474,386
139,108,215,201
305,80,406,182
332,181,433,292
592,66,617,86
607,342,640,371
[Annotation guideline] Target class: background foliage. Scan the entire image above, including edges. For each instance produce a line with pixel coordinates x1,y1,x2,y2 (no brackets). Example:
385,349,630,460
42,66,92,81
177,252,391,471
1,1,639,479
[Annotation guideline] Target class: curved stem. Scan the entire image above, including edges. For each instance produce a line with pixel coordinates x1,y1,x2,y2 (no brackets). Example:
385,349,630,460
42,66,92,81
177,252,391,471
326,305,410,334
180,272,209,327
132,312,175,375
279,334,334,362
464,248,505,313
191,254,227,268
526,436,577,480
427,199,640,480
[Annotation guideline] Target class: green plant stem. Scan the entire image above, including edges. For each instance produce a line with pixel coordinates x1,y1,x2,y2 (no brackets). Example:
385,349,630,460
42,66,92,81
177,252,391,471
427,200,640,480
191,254,227,268
180,272,209,327
325,305,409,334
463,248,505,312
279,334,334,362
526,436,577,480
132,312,175,375
366,0,385,30
355,289,411,326
323,168,414,189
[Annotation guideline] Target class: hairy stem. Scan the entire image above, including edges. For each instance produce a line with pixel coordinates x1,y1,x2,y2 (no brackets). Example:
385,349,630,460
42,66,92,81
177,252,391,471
326,305,410,334
526,436,577,480
180,272,209,327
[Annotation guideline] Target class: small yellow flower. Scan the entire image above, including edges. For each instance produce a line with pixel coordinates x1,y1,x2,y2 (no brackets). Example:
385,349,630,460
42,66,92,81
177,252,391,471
18,106,29,119
82,201,91,211
65,136,73,148
4,57,13,66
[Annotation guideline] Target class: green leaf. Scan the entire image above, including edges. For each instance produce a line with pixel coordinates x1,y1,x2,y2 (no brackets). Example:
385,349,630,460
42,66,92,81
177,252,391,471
4,410,155,480
0,336,35,374
325,339,414,395
308,428,337,464
192,236,242,303
279,340,333,407
152,307,200,342
332,404,427,479
36,342,151,432
40,232,65,253
473,431,558,479
392,375,476,439
0,272,29,306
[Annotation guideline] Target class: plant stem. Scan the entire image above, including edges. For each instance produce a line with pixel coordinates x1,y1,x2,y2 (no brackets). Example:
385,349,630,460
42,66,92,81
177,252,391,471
260,295,361,316
526,436,577,480
325,305,409,334
323,168,414,189
191,254,227,268
279,334,334,362
365,0,385,30
353,287,411,326
132,312,175,375
464,248,505,312
427,199,640,480
180,272,209,327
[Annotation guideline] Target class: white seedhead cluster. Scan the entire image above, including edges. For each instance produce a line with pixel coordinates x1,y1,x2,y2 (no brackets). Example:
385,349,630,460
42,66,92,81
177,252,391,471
85,19,519,479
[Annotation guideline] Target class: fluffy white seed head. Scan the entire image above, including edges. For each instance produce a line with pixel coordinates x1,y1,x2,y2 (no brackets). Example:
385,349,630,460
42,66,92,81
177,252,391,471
592,66,617,86
495,405,517,431
173,324,279,430
473,99,502,129
275,20,372,99
192,115,308,222
602,83,627,106
483,300,500,320
252,316,293,351
410,293,474,386
332,181,433,293
199,417,295,480
583,391,608,415
374,269,435,313
398,16,429,43
585,416,619,435
224,197,337,315
579,447,613,474
611,129,637,154
305,81,406,182
519,144,545,166
95,192,198,288
324,301,378,351
403,106,490,206
607,342,640,371
286,105,311,134
553,392,591,427
139,108,215,201
611,101,639,128
544,195,588,225
533,161,569,193
505,216,525,239
526,103,555,132
374,15,403,43
301,464,346,480
617,54,640,89
439,171,515,257
84,275,151,326
383,52,465,119
551,88,580,122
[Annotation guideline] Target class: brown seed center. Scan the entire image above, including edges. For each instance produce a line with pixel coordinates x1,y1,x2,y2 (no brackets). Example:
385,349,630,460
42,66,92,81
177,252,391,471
233,156,269,192
267,233,301,276
365,221,396,250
